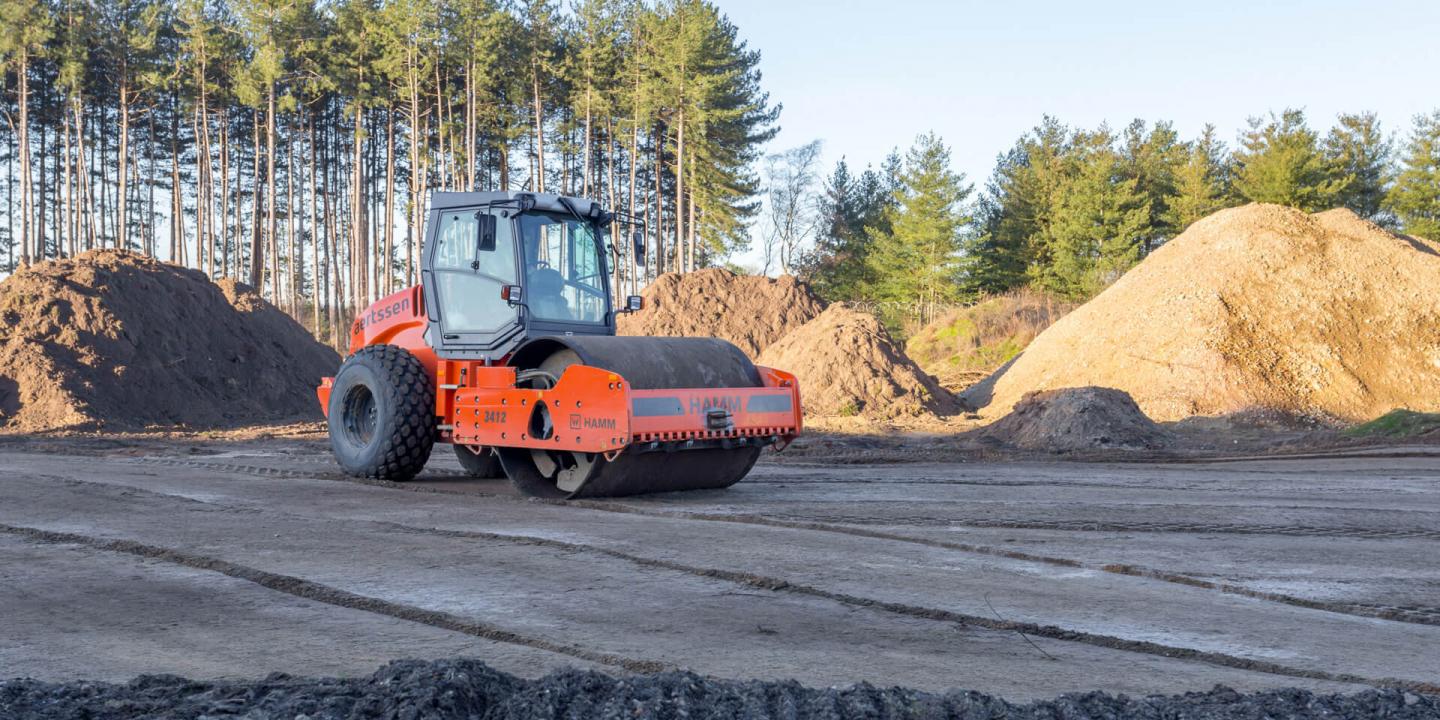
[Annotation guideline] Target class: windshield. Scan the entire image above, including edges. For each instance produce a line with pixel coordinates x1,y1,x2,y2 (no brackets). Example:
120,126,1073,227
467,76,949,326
517,212,608,324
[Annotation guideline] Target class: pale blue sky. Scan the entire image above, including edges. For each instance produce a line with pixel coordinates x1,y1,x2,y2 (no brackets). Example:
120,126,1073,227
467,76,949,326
720,0,1440,186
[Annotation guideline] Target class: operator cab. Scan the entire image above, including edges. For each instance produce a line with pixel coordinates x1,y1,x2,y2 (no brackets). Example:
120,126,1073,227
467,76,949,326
421,191,642,361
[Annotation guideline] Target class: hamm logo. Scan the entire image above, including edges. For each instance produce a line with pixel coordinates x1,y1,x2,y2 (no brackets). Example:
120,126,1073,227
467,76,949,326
569,414,617,431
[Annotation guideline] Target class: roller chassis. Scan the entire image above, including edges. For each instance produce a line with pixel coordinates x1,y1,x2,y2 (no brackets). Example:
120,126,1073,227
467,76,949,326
318,359,801,468
317,190,803,498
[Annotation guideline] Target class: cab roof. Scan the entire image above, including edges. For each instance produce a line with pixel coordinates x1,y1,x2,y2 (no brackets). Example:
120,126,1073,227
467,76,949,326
429,191,604,219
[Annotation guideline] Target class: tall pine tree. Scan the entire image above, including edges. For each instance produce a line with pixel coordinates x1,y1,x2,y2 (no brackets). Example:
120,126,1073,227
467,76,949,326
1388,110,1440,241
866,133,972,305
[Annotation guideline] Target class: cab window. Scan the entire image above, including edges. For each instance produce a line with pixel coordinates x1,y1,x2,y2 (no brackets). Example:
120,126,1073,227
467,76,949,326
432,211,517,335
517,213,607,324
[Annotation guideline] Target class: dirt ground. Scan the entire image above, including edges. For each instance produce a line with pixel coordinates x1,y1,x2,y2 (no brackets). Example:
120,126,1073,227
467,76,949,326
3,428,1440,704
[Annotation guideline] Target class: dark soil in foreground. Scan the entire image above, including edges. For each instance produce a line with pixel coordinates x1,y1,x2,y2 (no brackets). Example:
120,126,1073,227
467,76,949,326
2,660,1436,720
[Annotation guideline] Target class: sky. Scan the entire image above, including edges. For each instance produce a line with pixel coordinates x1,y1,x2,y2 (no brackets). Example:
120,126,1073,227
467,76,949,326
719,0,1440,222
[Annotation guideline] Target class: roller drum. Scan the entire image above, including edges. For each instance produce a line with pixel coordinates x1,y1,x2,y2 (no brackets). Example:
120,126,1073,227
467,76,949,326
499,336,766,498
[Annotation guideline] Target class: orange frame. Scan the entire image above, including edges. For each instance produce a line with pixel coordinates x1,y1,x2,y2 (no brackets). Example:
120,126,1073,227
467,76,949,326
442,362,802,457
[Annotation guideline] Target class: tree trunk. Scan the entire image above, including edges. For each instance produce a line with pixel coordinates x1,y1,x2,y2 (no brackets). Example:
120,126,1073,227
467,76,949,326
673,113,684,274
250,110,264,286
266,87,279,299
532,66,545,193
219,109,230,278
351,103,366,310
309,113,321,338
384,108,395,295
116,78,131,250
18,49,31,265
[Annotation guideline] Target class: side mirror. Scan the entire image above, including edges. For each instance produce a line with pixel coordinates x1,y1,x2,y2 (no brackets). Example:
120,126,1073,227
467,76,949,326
623,295,644,313
631,230,646,263
476,213,497,253
501,285,524,306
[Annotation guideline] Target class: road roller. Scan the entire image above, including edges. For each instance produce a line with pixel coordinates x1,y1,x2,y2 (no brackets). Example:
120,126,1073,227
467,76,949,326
316,191,803,498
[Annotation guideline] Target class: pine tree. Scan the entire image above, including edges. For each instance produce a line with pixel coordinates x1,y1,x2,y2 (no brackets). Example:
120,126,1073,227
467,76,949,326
1324,112,1392,222
1118,119,1184,245
1034,127,1150,298
1164,124,1230,233
1232,109,1341,210
1388,110,1440,241
0,0,54,264
965,116,1068,295
800,159,891,300
866,133,972,305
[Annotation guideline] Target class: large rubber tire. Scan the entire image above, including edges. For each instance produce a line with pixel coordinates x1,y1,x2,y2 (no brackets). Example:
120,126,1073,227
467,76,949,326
452,444,505,478
327,345,436,481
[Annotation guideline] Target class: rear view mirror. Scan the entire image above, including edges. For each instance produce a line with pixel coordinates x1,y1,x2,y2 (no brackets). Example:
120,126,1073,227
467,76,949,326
631,230,646,262
476,213,497,253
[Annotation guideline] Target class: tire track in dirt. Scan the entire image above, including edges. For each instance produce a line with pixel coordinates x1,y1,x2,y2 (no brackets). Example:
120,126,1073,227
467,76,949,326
122,456,1440,628
3,479,1424,694
0,522,666,675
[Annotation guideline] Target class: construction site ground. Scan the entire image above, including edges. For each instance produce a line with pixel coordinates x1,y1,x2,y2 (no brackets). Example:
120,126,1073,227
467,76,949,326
3,430,1439,701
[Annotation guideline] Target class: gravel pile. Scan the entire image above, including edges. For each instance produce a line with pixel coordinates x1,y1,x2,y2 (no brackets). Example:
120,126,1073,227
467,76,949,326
979,387,1174,453
3,659,1435,720
966,205,1440,422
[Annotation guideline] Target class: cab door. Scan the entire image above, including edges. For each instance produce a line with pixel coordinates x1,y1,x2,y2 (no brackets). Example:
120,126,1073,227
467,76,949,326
420,207,524,358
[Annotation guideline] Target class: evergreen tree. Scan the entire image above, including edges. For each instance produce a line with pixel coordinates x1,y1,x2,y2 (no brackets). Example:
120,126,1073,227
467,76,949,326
1118,119,1184,246
799,158,891,300
1164,124,1231,233
865,133,972,305
1033,127,1150,298
0,0,53,264
1388,110,1440,241
1324,111,1392,222
965,116,1068,295
1232,109,1340,210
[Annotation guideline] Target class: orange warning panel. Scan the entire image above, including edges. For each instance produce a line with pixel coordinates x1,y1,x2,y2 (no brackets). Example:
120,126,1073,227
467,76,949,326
447,364,802,454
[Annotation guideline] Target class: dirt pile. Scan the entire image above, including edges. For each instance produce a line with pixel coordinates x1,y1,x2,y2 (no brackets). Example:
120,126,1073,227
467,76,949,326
2,659,1431,720
0,250,340,431
979,387,1173,452
966,205,1440,422
617,268,823,357
756,304,960,420
907,289,1076,390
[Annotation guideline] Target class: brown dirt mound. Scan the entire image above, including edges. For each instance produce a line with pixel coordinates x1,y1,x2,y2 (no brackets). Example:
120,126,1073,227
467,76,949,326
965,204,1440,422
756,304,961,420
906,288,1077,391
617,268,823,357
0,249,340,431
978,387,1173,452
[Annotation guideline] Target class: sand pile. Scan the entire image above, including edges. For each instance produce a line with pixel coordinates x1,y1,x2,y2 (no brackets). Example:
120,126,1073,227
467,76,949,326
979,387,1172,452
965,205,1440,422
0,250,340,431
757,304,960,421
618,268,823,357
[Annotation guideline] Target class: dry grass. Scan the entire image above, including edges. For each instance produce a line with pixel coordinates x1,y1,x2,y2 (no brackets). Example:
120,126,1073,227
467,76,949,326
905,288,1077,391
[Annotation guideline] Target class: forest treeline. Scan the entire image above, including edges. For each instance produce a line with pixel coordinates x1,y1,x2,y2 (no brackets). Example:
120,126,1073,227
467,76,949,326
0,0,775,344
794,108,1440,315
3,0,1439,345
